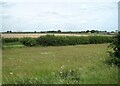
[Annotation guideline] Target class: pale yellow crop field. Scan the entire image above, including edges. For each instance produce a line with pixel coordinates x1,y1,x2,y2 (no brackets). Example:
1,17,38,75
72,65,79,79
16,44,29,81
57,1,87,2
1,33,89,38
1,33,112,38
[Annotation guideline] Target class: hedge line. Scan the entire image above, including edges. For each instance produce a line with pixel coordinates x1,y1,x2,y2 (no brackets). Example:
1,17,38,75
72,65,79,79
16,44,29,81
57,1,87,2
2,35,113,46
2,38,19,43
36,35,113,46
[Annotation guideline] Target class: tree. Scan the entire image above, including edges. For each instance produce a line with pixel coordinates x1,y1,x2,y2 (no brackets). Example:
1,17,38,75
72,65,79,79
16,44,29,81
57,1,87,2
7,31,12,33
9,31,12,33
90,30,96,33
57,30,61,33
7,31,9,33
86,30,90,33
34,31,37,33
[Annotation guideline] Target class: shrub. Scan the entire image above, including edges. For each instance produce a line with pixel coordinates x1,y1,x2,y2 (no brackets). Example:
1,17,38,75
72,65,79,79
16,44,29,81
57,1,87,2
108,32,120,66
2,38,19,43
20,37,37,47
2,35,113,47
36,35,113,46
77,36,90,44
89,36,113,44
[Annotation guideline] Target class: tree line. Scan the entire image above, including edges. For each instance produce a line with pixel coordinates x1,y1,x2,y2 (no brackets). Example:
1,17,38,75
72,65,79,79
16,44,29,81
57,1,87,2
3,30,116,34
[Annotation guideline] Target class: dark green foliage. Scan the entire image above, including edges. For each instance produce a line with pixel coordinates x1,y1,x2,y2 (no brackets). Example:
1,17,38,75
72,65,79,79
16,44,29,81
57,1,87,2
36,35,58,46
89,36,113,44
113,32,120,58
2,38,19,43
2,35,113,47
108,32,120,66
20,37,37,47
36,35,113,46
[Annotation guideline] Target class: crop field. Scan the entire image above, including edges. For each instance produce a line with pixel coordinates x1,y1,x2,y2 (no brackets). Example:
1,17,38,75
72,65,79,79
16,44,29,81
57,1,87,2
2,44,118,84
1,33,112,38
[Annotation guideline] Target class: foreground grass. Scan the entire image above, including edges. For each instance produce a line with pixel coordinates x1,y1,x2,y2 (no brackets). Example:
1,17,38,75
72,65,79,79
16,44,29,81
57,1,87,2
2,44,118,84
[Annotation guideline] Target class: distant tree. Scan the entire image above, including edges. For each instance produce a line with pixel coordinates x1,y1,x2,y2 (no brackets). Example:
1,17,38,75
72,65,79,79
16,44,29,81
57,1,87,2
90,30,96,33
9,31,12,33
47,31,56,33
7,31,9,33
34,31,37,33
86,30,90,33
111,31,115,33
57,30,61,33
7,31,12,33
96,30,99,33
81,31,85,33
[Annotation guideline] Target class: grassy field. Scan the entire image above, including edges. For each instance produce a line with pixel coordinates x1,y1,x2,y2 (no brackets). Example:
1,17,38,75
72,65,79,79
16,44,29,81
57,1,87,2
2,44,118,84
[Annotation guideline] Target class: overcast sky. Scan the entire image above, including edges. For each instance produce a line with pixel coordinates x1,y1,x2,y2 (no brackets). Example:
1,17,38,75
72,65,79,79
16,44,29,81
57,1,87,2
1,0,120,32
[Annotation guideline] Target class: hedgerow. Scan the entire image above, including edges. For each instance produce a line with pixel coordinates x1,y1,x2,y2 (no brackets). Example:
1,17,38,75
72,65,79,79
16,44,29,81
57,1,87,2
2,38,19,43
36,35,113,46
2,35,113,47
20,37,37,47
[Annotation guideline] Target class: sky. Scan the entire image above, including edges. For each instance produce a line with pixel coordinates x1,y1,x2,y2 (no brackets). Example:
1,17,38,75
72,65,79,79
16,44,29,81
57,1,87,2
1,0,120,32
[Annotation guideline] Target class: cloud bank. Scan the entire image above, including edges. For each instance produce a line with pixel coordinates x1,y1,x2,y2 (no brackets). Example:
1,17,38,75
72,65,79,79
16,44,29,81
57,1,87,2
1,0,119,32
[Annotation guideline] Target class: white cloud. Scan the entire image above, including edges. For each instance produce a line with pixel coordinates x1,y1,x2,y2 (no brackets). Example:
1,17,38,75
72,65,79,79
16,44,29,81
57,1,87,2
1,0,118,32
3,0,120,3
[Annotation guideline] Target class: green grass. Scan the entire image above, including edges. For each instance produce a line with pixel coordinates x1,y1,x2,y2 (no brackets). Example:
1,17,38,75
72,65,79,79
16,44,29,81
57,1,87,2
2,44,118,84
2,42,24,48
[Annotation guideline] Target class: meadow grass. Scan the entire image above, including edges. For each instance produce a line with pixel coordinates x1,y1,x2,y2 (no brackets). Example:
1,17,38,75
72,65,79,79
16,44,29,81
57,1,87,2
2,44,118,84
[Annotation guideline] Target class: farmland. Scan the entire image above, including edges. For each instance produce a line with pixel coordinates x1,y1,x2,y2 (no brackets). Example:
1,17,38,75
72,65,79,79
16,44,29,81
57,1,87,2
1,33,112,38
2,44,118,84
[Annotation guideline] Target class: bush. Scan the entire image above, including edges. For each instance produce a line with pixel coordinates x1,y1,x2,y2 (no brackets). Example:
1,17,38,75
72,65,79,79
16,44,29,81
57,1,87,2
36,35,113,46
2,38,19,43
108,32,120,66
89,36,113,44
2,35,113,47
20,37,37,47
